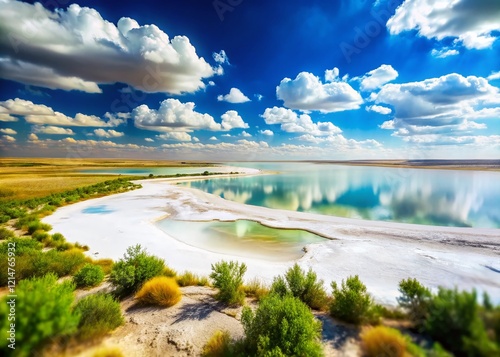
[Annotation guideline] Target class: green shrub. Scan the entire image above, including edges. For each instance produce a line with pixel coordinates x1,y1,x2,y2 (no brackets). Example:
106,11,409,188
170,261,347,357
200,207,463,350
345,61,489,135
330,275,378,325
0,227,14,240
94,258,114,275
51,232,65,242
397,278,432,329
270,264,327,310
0,274,80,355
163,265,177,278
74,264,105,288
425,287,498,356
48,248,88,276
32,230,49,242
210,260,247,305
110,245,165,293
27,221,52,235
135,277,182,307
241,294,323,356
74,293,124,340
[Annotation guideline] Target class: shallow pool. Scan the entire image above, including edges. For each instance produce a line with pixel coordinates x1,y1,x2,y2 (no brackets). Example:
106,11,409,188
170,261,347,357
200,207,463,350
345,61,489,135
155,219,326,261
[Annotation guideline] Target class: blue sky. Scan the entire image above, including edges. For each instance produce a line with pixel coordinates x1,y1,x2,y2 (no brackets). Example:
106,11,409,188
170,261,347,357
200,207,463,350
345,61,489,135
0,0,499,160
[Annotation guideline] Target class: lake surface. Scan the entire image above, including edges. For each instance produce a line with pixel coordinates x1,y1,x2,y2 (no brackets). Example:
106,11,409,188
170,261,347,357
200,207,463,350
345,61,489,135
81,166,231,176
181,162,500,228
156,219,325,261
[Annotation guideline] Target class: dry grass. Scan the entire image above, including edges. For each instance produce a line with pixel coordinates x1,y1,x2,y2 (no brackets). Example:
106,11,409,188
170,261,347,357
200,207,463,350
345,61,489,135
91,346,125,357
176,271,210,287
201,330,233,357
0,157,216,200
135,277,182,307
360,326,411,357
243,278,270,301
94,258,114,275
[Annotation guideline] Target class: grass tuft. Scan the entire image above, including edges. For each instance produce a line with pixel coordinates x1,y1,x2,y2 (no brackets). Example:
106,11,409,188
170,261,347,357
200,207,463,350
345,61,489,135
135,277,182,307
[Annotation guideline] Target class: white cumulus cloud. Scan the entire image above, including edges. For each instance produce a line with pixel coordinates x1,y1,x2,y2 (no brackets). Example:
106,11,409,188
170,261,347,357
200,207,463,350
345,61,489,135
33,126,75,135
259,130,274,136
0,1,218,94
359,64,398,92
94,129,124,138
387,0,500,50
261,107,342,137
217,88,251,103
366,105,392,115
0,128,16,135
221,110,249,130
132,99,221,132
431,48,459,58
276,71,363,113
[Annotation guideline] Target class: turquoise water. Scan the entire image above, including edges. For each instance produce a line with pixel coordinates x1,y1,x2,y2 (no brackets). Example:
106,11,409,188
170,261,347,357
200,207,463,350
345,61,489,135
182,163,500,228
156,219,325,261
81,166,229,176
82,205,114,214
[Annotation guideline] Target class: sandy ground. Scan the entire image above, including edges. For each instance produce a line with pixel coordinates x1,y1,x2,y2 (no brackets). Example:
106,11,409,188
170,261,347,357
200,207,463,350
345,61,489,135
43,169,500,305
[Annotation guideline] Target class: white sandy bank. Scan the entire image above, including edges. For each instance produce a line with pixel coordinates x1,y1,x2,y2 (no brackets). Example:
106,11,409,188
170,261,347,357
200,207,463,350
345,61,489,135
43,169,500,305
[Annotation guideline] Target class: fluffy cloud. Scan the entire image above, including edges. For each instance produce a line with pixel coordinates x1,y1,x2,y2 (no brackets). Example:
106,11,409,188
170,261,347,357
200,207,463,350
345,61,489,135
221,110,249,130
0,98,126,127
217,88,251,103
366,105,392,115
488,71,500,81
387,0,500,50
296,134,382,149
2,135,15,142
0,1,218,94
94,129,124,138
33,126,75,135
213,50,229,64
276,71,363,113
240,131,252,137
209,136,218,141
132,99,221,132
374,73,500,142
358,64,398,92
0,128,16,135
144,138,154,142
261,107,342,137
156,132,192,141
324,67,340,82
0,114,18,122
259,130,274,136
431,48,459,58
28,133,38,141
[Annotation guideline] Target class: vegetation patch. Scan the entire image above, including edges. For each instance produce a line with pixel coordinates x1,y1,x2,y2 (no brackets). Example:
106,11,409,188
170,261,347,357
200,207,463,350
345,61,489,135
210,260,247,306
135,277,182,307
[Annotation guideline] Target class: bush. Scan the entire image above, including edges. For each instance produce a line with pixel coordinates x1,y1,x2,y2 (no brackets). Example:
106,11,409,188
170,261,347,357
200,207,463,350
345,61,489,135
110,245,165,293
210,260,247,305
32,230,50,242
176,271,210,287
425,287,498,356
330,275,378,325
202,330,233,357
397,278,432,329
361,326,416,357
243,278,269,302
27,221,52,235
0,274,80,355
51,232,65,242
48,248,88,276
241,294,323,356
270,264,327,310
74,264,105,288
0,227,14,240
95,258,114,275
74,293,124,340
135,277,182,307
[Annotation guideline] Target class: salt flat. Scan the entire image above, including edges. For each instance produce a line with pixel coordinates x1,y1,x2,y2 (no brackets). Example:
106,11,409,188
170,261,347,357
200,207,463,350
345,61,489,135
43,169,500,305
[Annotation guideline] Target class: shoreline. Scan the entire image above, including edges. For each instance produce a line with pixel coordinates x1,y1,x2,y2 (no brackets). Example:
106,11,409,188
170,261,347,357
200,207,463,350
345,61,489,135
42,169,500,305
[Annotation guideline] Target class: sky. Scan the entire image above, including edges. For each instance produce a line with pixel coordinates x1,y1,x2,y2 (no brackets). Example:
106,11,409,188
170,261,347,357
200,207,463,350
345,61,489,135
0,0,499,161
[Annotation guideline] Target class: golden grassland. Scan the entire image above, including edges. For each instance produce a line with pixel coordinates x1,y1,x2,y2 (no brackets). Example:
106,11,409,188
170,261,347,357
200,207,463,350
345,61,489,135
0,157,215,200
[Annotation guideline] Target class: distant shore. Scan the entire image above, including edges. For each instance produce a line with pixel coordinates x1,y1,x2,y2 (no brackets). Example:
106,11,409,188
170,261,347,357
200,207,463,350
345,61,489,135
43,169,500,305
